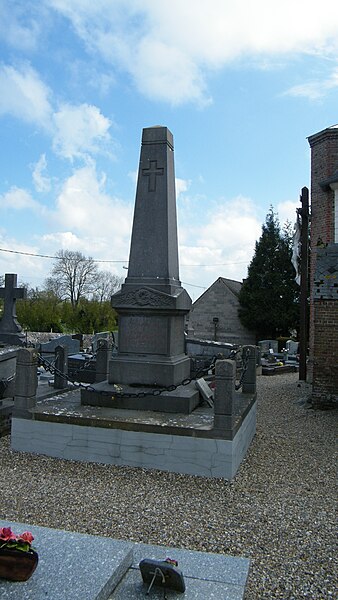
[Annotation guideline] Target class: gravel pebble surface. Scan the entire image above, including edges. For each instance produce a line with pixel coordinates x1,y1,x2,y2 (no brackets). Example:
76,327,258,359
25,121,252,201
0,373,336,599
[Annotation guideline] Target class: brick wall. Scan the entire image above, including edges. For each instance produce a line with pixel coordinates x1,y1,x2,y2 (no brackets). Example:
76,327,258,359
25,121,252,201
312,301,338,405
308,126,338,404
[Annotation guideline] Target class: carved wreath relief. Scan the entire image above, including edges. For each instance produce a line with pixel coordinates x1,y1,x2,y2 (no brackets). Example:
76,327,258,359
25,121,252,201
116,288,172,307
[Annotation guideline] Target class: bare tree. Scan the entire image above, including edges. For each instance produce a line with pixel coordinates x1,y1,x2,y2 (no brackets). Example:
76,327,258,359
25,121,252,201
45,250,98,307
92,271,123,302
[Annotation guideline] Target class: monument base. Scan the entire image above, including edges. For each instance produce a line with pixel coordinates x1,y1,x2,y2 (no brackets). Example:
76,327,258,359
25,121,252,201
109,353,191,388
81,381,200,414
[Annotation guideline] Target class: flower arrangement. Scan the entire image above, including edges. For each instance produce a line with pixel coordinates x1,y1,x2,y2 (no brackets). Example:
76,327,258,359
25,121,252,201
0,527,35,554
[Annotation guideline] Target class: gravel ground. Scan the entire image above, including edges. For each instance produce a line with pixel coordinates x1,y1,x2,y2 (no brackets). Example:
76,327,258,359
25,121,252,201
0,373,336,599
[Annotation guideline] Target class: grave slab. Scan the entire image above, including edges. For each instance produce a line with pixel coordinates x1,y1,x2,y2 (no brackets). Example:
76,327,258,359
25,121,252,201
195,377,214,407
81,380,200,414
0,520,133,600
110,543,250,599
0,523,250,600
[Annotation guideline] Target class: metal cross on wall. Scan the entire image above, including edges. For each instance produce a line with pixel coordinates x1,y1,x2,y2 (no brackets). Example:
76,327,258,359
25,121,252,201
0,273,27,333
142,160,164,192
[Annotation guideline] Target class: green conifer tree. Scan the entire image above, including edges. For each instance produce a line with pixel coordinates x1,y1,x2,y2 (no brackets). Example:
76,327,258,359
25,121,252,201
238,207,299,340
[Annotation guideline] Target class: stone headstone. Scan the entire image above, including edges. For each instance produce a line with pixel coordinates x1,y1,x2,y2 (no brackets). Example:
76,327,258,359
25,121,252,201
258,339,278,354
0,347,17,398
71,333,83,350
92,331,111,353
286,340,299,355
38,335,80,358
0,274,27,346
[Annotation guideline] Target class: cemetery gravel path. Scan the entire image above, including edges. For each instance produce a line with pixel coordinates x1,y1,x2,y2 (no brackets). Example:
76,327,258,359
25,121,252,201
0,372,336,599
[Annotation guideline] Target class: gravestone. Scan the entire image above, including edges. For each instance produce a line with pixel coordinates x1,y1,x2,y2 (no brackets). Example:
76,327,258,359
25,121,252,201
0,274,27,346
258,339,278,354
286,340,298,355
0,347,17,399
104,126,198,412
92,331,111,353
38,335,80,359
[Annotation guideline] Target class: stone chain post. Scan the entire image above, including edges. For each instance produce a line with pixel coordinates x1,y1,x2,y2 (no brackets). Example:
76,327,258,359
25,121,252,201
213,359,236,431
14,347,38,417
54,345,68,389
242,345,257,395
95,338,110,383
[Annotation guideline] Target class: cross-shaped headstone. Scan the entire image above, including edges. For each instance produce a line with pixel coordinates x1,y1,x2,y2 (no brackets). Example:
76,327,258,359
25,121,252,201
142,160,164,192
0,273,27,334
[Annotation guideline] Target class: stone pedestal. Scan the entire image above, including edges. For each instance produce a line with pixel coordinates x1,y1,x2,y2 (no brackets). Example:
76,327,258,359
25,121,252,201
109,291,191,387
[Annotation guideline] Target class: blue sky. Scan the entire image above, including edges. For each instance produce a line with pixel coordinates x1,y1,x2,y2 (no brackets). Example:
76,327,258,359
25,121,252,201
1,1,338,300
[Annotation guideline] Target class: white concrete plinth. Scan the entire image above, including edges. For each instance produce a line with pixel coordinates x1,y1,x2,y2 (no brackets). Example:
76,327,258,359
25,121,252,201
11,404,256,479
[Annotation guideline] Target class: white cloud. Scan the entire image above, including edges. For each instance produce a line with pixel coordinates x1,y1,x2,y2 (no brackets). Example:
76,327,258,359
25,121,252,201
41,231,84,250
277,200,299,226
178,196,262,289
0,63,52,128
0,232,47,287
52,163,133,261
0,163,134,283
32,154,51,193
0,1,41,51
52,103,113,160
47,0,338,104
127,39,210,106
285,66,338,100
197,197,261,250
176,178,190,198
0,187,45,213
0,63,114,162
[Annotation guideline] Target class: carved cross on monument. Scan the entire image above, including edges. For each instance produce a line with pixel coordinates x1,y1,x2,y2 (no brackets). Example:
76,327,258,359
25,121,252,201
142,160,164,192
0,274,27,338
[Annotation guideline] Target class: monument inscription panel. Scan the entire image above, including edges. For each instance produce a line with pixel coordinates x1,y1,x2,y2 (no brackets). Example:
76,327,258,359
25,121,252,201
119,316,168,355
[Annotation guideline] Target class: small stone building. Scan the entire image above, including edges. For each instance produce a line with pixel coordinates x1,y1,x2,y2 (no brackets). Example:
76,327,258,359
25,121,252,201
187,277,256,346
308,125,338,406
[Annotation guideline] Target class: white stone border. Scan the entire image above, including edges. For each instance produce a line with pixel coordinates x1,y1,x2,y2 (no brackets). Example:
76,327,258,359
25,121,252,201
11,403,256,479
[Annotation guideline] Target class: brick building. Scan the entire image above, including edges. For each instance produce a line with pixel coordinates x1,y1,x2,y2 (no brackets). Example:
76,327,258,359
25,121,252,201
308,125,338,407
187,277,256,346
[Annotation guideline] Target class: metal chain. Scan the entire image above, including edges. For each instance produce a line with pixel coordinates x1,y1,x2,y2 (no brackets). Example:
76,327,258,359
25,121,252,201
37,353,217,397
0,374,15,397
37,354,91,391
37,347,249,398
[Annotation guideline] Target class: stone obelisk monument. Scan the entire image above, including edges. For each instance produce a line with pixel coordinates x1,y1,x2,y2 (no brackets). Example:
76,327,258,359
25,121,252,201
108,126,198,412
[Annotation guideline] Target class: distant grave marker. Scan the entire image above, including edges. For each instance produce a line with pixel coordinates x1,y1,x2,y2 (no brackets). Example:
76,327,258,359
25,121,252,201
0,274,27,346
